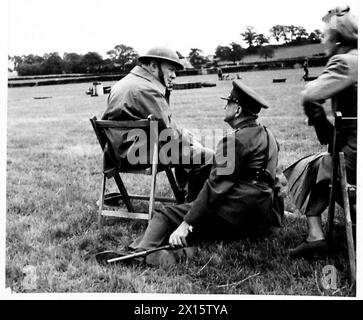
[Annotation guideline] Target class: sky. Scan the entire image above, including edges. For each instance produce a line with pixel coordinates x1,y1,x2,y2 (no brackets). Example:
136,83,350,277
5,0,360,59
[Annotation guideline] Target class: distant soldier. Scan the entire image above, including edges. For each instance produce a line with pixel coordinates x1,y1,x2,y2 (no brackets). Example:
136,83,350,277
302,57,309,80
217,67,223,80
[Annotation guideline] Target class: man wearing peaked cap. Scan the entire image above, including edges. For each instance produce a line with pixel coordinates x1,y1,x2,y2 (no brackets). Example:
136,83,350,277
221,80,269,116
123,81,284,267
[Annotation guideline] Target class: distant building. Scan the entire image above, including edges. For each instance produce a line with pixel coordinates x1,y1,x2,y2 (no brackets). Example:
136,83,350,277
241,43,325,64
216,61,236,67
205,55,214,62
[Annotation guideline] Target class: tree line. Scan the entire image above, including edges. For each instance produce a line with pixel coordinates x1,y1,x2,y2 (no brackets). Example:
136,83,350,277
9,25,322,76
194,25,323,67
9,45,139,76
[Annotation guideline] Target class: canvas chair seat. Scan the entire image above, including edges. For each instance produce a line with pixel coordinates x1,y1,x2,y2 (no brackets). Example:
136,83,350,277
90,115,185,222
326,112,357,285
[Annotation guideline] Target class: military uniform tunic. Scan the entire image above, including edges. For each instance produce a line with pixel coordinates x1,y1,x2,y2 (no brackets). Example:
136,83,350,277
130,118,279,250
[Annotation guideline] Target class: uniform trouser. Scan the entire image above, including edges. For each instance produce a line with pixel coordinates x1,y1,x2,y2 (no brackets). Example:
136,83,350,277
129,203,242,251
175,163,212,202
174,145,214,202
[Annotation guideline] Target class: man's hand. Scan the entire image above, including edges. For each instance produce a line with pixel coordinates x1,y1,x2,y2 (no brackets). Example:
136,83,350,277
169,221,190,248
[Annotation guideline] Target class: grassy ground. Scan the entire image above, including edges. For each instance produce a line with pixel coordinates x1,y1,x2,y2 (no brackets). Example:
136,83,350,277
6,67,355,296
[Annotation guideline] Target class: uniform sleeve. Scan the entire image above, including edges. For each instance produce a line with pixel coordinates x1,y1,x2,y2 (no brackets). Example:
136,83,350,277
302,54,354,104
183,135,237,226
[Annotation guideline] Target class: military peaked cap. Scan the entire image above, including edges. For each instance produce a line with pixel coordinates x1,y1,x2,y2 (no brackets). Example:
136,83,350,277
221,80,269,114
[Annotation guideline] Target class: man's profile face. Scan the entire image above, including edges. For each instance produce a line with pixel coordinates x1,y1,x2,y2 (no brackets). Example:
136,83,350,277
160,62,177,90
223,100,239,124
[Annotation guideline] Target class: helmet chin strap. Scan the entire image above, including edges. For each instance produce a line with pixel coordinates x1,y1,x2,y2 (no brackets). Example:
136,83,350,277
157,62,171,103
157,62,166,87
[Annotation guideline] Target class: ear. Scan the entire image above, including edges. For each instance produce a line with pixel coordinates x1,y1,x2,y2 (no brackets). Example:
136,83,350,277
149,60,158,71
235,105,243,117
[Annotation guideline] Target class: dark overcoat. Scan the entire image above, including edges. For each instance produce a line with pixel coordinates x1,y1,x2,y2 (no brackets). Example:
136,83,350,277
100,65,210,176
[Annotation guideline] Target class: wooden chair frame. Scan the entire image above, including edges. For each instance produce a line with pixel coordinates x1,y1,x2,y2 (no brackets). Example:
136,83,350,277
326,111,357,284
90,116,185,222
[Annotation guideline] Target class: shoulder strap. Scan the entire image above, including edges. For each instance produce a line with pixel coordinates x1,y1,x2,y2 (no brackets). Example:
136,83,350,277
262,126,270,170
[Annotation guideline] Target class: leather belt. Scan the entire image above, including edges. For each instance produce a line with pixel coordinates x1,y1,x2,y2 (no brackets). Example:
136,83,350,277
236,169,274,187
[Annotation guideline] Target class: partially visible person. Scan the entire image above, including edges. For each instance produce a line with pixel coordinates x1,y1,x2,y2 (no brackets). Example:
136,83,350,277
126,80,282,266
217,67,223,80
284,6,357,259
302,57,309,80
102,46,214,201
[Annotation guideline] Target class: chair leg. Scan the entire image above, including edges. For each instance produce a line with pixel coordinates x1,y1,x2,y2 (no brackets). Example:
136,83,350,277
327,160,338,249
98,175,106,226
148,147,158,220
339,153,356,285
348,187,356,226
113,173,135,212
165,168,185,204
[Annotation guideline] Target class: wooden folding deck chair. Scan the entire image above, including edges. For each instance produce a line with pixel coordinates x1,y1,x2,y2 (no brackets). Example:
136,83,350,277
90,115,185,222
326,111,357,285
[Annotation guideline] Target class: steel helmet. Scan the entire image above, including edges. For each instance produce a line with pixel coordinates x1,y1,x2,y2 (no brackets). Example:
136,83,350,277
138,46,184,70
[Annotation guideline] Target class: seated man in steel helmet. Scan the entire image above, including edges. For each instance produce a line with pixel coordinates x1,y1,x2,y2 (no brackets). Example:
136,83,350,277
124,80,282,266
102,46,214,202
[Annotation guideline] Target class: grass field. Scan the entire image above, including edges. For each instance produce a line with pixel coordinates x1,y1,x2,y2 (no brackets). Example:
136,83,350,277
6,67,355,296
